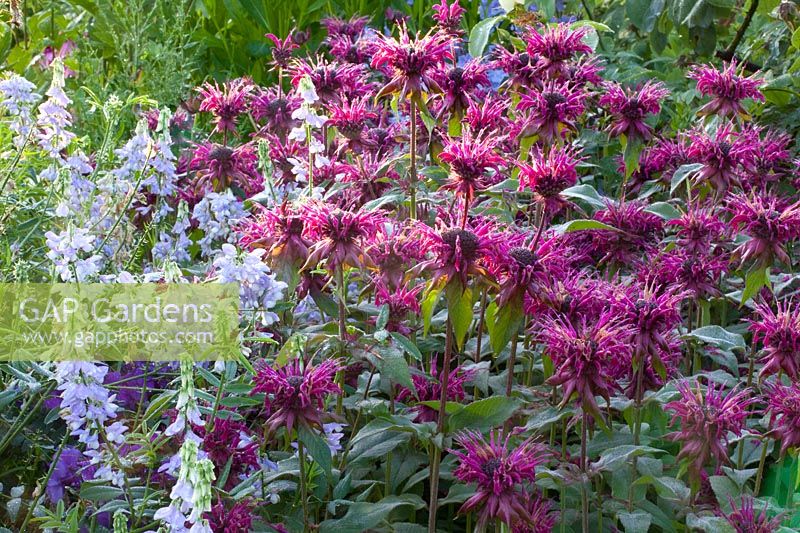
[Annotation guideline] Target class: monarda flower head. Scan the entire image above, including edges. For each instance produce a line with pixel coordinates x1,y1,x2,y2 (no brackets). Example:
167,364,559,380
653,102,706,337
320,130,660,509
432,59,491,117
397,358,474,422
439,129,505,205
720,496,782,533
207,500,256,533
252,358,341,435
415,215,505,287
516,80,587,142
326,97,378,142
432,0,466,36
668,207,727,255
194,415,259,490
689,60,764,118
749,299,800,381
589,200,664,267
518,145,583,216
646,248,728,300
371,23,453,100
512,493,559,533
727,193,800,267
465,94,510,134
367,222,427,289
301,201,385,272
492,46,538,89
290,56,371,103
238,202,310,269
450,430,551,529
321,15,370,39
265,32,299,70
599,80,669,140
197,78,254,136
374,280,422,335
524,23,593,79
190,142,259,194
251,88,300,138
665,380,754,482
538,310,633,421
765,382,800,456
686,123,756,195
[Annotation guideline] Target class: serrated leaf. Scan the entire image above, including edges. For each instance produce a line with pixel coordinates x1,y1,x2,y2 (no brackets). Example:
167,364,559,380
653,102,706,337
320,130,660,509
561,183,609,209
684,325,745,351
619,510,652,533
390,332,423,362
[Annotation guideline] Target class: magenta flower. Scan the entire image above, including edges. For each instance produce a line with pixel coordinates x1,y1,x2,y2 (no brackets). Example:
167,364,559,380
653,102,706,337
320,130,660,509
194,415,259,490
367,223,427,289
252,359,341,435
465,95,510,134
251,88,300,137
335,153,396,208
749,299,800,381
432,0,466,36
327,97,378,141
727,193,800,267
524,24,593,78
512,493,559,533
374,281,422,335
745,127,794,186
599,81,669,140
516,80,587,142
290,57,370,103
492,46,539,88
721,496,782,533
433,59,491,117
493,233,570,309
415,215,505,287
190,142,259,194
689,60,764,118
766,382,800,456
590,200,664,267
397,358,474,422
450,430,551,529
265,32,299,70
668,207,727,255
646,248,729,300
371,23,452,100
665,380,754,481
538,310,633,421
686,123,756,195
321,15,370,39
238,203,310,268
439,129,505,204
301,201,385,272
197,78,254,135
518,145,583,215
327,34,371,65
207,500,255,533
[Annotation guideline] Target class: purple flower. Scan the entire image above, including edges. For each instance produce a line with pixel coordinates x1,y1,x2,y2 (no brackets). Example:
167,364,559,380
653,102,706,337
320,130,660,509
397,358,474,422
251,88,300,137
374,281,422,335
450,430,551,529
689,60,764,118
518,145,583,216
749,299,800,381
46,448,89,502
206,500,255,533
194,416,260,490
665,380,754,481
668,207,727,255
190,142,259,195
432,59,491,117
512,492,559,533
720,496,782,533
589,200,664,267
252,359,341,435
439,129,505,204
686,123,756,195
238,202,310,269
599,81,669,140
516,80,586,142
265,32,299,70
432,0,466,36
197,78,254,135
766,382,800,457
524,23,593,78
372,23,452,100
727,193,800,267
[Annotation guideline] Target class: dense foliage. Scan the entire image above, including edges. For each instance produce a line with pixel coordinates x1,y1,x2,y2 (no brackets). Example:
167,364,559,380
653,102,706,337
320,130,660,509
2,0,800,532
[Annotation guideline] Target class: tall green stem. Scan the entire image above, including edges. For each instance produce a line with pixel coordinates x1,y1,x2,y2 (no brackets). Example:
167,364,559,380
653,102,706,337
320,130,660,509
298,439,310,532
409,99,418,220
581,412,590,533
428,319,453,533
336,265,347,416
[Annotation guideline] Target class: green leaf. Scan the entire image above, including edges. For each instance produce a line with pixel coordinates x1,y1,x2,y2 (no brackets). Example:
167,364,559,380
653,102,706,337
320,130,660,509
560,184,608,210
445,280,474,351
553,219,618,234
618,510,653,533
376,304,389,331
686,514,736,533
390,332,423,362
299,425,332,483
449,396,521,432
627,0,666,32
488,296,525,355
645,202,682,220
376,346,415,393
275,333,305,367
792,27,800,50
318,495,425,533
80,484,125,501
623,135,644,178
670,163,703,194
468,15,505,58
421,285,442,336
348,420,412,465
592,445,665,472
741,266,770,305
684,325,745,351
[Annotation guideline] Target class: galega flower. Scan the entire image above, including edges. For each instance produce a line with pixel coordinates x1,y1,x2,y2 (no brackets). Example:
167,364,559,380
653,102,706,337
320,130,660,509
689,60,764,118
450,430,551,529
371,23,452,100
599,81,669,140
749,300,800,381
197,78,254,135
665,380,754,481
252,359,341,435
